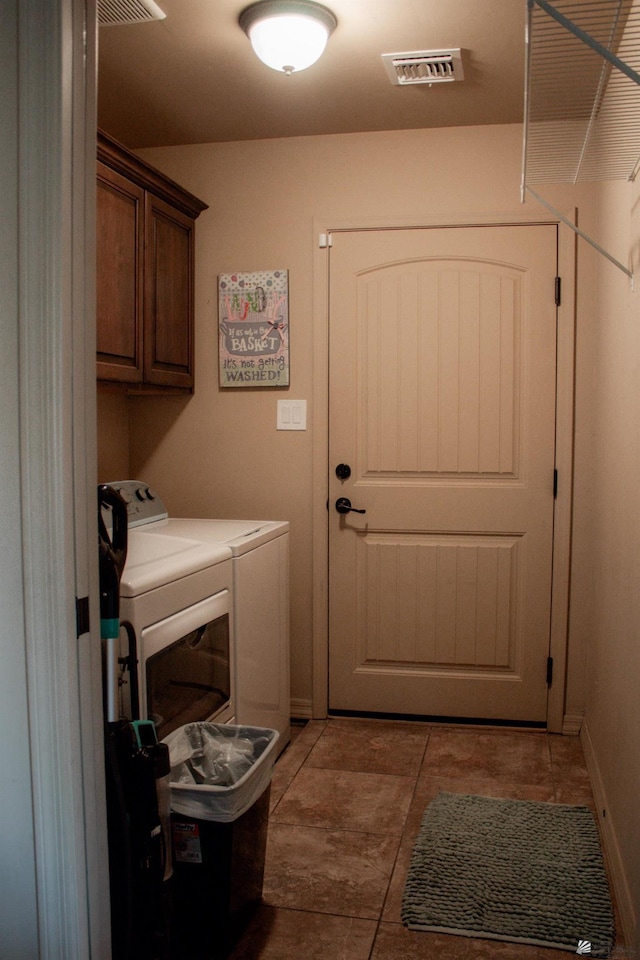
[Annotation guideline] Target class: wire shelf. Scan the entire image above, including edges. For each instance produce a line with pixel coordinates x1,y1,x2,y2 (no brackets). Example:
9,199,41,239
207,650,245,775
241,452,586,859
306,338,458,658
524,0,640,186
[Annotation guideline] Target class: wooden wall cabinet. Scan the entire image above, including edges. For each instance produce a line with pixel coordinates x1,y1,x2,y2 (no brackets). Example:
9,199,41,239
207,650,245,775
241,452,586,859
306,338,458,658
97,131,208,392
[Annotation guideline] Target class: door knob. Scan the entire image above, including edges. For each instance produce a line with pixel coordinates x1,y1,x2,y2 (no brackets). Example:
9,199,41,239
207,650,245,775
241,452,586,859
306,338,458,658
335,497,366,515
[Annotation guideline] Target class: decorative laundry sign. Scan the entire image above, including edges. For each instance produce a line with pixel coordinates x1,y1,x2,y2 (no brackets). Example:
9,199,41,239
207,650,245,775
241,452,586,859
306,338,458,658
218,270,289,387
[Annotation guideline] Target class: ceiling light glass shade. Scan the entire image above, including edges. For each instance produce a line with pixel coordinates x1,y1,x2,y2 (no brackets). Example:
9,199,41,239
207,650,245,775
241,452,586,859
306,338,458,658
240,0,337,75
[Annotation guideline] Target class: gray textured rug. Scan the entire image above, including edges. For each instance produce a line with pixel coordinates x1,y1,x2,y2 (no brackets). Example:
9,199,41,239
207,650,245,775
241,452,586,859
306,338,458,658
402,792,614,957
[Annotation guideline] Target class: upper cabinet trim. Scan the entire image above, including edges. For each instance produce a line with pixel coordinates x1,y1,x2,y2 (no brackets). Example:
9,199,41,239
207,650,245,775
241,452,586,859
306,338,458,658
98,130,208,220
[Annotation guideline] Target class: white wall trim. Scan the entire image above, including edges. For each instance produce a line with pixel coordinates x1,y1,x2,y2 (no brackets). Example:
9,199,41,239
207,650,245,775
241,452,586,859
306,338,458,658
581,718,637,951
1,4,39,955
562,713,584,736
311,217,331,718
17,1,106,955
548,218,578,733
290,697,314,720
69,0,110,953
312,209,577,730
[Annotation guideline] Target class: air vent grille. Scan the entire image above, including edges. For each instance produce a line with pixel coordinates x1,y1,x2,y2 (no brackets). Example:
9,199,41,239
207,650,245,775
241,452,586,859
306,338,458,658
98,0,166,25
382,49,464,86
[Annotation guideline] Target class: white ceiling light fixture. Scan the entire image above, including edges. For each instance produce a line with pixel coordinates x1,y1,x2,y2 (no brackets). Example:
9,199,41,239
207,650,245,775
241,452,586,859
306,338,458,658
239,0,337,75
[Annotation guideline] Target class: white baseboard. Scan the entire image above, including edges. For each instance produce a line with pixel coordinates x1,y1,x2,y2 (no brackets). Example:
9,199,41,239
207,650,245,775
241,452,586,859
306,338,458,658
562,713,584,736
581,718,637,953
290,698,313,720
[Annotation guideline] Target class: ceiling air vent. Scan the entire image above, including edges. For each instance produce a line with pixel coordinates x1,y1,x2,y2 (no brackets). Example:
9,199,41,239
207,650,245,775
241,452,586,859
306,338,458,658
382,49,464,86
98,0,166,26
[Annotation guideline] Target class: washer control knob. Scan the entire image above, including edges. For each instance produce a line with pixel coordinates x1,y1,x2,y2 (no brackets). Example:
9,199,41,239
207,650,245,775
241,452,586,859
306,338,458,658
116,487,131,504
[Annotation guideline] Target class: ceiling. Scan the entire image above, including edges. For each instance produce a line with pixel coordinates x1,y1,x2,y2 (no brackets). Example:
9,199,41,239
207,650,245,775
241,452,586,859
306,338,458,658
97,0,527,150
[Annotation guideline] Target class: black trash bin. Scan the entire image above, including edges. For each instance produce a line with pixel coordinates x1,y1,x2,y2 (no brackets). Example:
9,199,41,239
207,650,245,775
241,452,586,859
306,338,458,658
163,723,279,960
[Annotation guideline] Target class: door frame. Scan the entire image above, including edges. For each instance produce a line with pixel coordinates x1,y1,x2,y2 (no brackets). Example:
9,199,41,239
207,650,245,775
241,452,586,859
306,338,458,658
311,211,577,734
3,0,108,954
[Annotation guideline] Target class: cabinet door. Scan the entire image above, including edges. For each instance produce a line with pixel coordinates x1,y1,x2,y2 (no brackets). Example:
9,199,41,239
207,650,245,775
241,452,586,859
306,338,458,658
96,162,144,382
144,194,195,389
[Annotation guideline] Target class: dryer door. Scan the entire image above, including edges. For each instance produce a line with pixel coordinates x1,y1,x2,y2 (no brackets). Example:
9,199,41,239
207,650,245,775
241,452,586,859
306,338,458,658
138,590,233,739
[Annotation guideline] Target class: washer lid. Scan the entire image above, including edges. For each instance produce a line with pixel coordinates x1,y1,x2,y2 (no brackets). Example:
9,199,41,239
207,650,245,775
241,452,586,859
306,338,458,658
120,527,232,596
150,517,289,556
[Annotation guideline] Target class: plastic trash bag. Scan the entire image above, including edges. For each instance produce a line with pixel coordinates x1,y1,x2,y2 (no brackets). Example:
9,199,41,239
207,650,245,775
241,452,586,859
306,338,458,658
171,731,254,787
163,722,278,822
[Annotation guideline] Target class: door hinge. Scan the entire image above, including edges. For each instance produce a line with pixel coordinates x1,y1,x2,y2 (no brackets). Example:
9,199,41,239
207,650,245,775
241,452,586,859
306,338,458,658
553,469,558,498
555,276,562,306
76,596,90,637
546,656,554,687
319,232,333,248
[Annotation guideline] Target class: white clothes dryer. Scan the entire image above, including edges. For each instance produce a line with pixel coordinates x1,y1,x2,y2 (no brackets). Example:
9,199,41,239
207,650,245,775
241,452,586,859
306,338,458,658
153,517,290,753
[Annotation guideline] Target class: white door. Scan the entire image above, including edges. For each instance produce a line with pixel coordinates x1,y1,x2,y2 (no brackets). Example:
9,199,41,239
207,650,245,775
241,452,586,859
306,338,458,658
328,224,558,723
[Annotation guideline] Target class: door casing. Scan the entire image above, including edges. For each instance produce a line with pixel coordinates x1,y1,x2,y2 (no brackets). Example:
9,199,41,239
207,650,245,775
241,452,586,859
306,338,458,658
4,1,109,954
312,211,577,733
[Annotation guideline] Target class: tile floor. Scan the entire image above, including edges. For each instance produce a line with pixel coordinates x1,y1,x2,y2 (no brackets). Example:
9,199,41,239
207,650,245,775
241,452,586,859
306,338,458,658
227,718,624,960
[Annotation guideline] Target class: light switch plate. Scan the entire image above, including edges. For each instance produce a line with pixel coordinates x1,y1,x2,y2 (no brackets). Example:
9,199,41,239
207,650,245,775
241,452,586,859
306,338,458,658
277,399,307,430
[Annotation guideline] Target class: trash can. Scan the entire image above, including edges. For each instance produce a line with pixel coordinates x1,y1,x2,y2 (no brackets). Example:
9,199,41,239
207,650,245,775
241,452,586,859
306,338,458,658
163,722,279,960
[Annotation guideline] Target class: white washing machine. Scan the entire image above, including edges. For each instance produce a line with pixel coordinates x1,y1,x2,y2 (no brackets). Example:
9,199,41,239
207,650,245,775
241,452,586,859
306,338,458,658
102,494,235,739
109,481,291,753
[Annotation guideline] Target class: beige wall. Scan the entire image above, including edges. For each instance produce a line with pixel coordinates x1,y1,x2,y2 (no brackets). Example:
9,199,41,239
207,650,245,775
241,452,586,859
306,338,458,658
124,123,595,715
96,123,599,711
97,389,130,481
96,122,639,944
582,176,640,954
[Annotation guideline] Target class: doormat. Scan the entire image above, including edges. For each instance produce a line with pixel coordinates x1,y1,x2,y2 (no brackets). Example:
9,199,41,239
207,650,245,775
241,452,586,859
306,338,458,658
402,792,614,957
